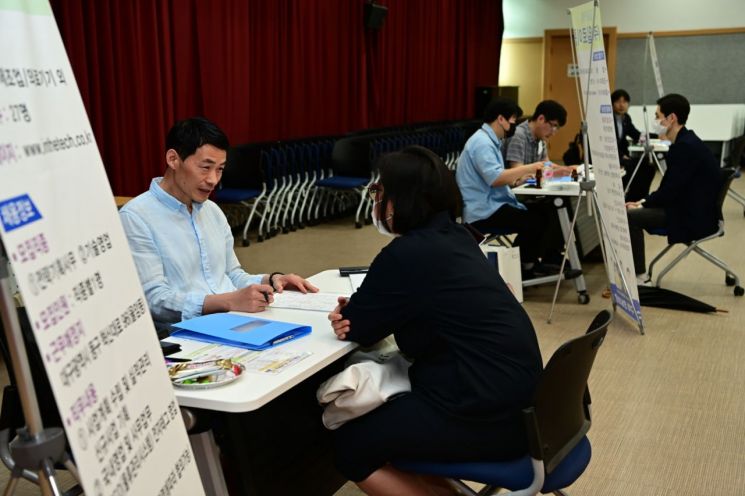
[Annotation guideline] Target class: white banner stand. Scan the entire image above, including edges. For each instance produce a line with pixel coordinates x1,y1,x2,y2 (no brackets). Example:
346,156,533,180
0,1,205,494
548,0,644,334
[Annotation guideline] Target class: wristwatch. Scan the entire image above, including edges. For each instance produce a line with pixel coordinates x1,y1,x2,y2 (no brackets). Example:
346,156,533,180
269,271,285,291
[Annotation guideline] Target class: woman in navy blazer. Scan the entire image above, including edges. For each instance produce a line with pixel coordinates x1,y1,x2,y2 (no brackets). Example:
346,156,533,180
328,146,543,496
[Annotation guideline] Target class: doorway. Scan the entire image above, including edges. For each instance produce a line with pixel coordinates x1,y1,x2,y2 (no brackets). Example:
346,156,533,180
543,27,617,162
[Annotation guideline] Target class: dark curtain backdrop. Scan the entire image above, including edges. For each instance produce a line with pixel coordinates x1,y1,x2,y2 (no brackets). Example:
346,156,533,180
50,0,503,196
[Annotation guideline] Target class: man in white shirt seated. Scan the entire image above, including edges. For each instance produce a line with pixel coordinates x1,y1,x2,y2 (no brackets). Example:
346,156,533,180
120,117,316,328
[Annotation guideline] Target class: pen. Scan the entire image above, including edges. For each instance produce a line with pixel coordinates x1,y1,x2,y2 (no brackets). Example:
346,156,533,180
272,335,295,346
261,291,270,303
165,357,191,363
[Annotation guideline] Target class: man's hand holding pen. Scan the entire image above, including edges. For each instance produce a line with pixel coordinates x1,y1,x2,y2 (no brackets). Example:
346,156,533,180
237,283,274,312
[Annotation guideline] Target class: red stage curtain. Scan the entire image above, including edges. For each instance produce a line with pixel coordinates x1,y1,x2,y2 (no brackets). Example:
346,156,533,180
50,0,503,196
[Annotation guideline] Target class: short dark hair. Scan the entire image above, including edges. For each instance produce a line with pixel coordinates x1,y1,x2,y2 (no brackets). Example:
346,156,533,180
483,97,523,124
531,100,567,127
656,93,690,125
377,146,461,234
611,89,630,103
165,117,230,160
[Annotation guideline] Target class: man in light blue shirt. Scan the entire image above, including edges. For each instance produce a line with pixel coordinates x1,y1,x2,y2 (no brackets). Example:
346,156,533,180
120,117,316,327
456,98,570,272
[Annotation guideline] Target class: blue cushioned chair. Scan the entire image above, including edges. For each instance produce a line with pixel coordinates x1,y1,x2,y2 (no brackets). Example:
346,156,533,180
394,310,611,496
214,145,268,246
646,167,743,296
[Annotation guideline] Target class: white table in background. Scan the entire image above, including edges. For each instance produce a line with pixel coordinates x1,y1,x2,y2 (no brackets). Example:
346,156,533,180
629,104,745,166
512,178,591,304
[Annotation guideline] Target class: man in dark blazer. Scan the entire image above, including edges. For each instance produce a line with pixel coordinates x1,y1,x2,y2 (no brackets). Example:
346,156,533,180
613,89,657,201
625,94,721,282
613,89,641,161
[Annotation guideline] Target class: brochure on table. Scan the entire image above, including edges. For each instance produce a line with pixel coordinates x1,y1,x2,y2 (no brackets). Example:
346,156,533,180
570,2,642,325
0,2,203,494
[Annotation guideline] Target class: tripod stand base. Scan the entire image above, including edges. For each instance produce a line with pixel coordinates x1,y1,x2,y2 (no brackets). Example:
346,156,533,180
1,427,80,496
8,427,65,470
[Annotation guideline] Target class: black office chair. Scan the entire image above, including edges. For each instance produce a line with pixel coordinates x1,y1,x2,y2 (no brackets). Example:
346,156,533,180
213,144,269,247
646,167,743,296
723,134,745,216
394,310,611,495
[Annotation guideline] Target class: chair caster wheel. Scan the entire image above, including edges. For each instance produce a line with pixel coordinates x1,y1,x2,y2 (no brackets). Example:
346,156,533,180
578,292,590,305
364,218,372,225
735,286,744,297
241,239,249,247
355,221,363,229
726,275,737,286
257,235,264,242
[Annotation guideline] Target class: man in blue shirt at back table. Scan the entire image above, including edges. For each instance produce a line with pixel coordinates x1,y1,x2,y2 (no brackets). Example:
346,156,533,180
456,98,573,277
120,117,317,329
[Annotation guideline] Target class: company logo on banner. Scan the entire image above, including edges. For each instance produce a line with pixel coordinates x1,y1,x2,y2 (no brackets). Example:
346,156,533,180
0,1,204,494
569,1,642,324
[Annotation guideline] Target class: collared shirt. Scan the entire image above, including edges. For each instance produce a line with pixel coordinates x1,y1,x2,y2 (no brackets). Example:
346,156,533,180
456,123,526,224
614,114,624,139
120,178,263,325
503,120,547,165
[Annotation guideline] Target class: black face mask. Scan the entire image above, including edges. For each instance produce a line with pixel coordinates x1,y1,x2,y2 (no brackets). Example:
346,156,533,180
504,123,517,139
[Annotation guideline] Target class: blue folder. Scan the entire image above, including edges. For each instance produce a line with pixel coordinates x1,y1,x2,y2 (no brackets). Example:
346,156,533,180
171,313,312,351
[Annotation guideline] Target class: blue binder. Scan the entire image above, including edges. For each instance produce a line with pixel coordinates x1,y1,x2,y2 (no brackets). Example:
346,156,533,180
171,313,312,351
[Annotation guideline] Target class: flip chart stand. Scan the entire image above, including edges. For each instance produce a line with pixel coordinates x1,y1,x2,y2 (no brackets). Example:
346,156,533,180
625,32,666,195
0,245,81,496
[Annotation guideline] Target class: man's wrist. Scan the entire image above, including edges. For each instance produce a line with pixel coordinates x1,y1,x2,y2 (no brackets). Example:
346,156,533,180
269,272,285,291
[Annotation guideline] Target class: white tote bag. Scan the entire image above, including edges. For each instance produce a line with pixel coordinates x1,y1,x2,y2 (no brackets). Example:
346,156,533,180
316,350,411,430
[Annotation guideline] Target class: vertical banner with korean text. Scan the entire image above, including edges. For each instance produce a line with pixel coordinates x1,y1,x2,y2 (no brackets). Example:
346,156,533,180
569,1,642,326
648,33,665,98
0,1,204,494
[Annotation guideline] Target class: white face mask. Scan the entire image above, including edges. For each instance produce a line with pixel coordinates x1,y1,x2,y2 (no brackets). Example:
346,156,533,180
371,202,395,237
652,118,668,135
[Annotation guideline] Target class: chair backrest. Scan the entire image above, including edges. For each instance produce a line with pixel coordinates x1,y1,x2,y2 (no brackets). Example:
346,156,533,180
524,310,611,473
0,307,63,431
724,134,745,169
716,168,737,220
224,143,268,190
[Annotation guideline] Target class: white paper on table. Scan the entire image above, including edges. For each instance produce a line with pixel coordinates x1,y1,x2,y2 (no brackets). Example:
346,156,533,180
271,291,350,312
177,342,258,364
243,350,313,374
348,273,366,292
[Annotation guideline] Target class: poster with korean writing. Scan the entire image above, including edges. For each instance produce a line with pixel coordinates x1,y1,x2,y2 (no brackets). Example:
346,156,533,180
648,33,664,98
569,1,642,327
0,1,204,494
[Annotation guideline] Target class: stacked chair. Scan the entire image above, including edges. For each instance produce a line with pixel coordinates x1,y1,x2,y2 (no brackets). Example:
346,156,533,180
213,120,480,243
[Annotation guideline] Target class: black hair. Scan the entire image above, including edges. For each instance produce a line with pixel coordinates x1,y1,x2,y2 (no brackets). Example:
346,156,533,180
656,93,690,125
531,100,567,127
165,117,230,160
482,97,523,124
376,145,461,234
611,89,630,103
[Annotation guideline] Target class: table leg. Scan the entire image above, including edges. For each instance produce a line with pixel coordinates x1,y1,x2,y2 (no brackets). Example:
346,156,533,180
189,430,229,496
555,197,588,295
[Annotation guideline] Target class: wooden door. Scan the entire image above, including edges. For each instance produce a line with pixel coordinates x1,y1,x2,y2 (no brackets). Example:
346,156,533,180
543,28,617,162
